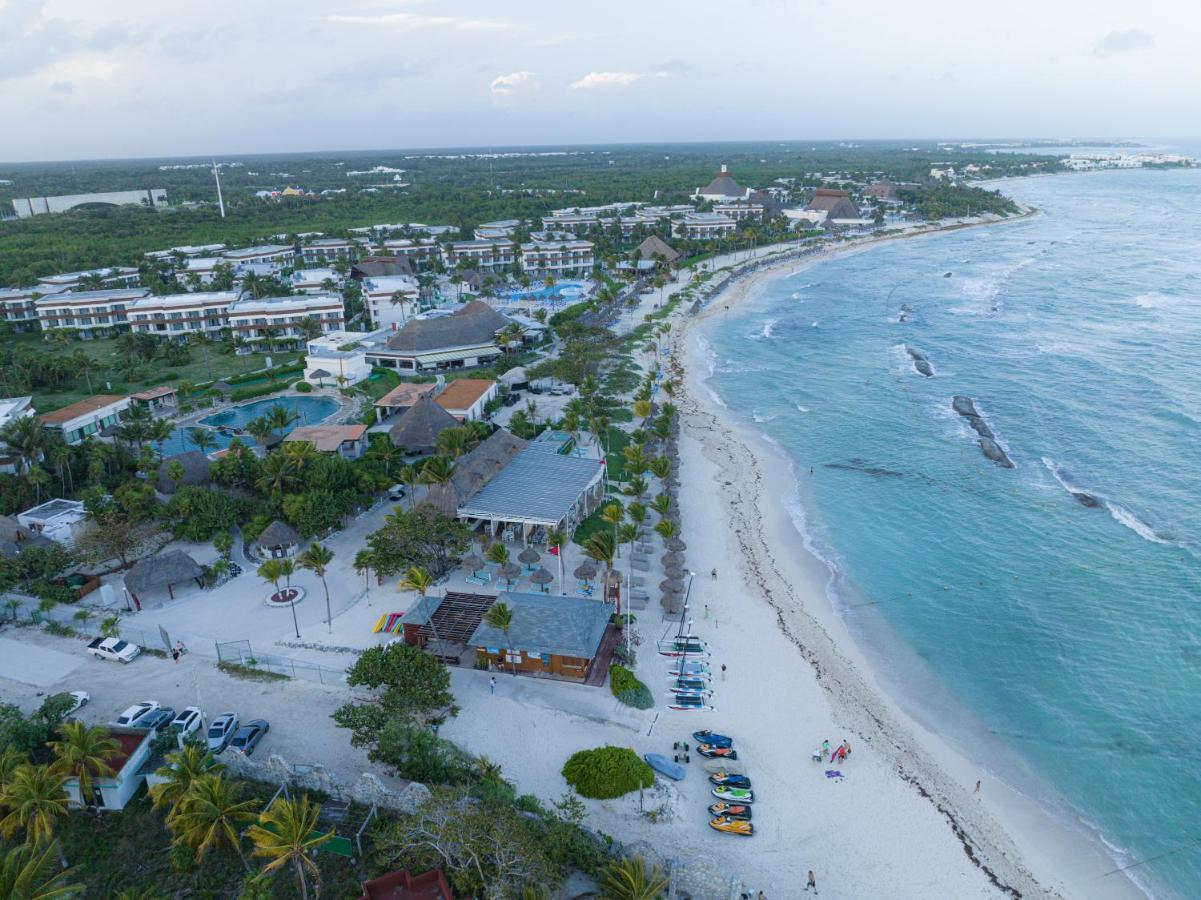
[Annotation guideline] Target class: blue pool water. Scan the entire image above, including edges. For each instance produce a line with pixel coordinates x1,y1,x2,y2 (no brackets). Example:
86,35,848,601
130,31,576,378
161,395,338,456
505,280,588,303
699,167,1201,898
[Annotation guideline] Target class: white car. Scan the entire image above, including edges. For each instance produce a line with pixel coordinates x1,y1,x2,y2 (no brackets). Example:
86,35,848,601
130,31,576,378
206,712,239,753
115,701,160,728
88,636,140,663
64,691,89,716
170,707,205,738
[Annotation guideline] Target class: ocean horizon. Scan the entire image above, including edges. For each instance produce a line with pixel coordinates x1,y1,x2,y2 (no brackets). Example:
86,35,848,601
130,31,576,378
698,166,1201,898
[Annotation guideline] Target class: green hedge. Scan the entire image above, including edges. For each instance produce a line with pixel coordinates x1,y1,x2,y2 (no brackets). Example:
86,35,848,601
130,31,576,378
609,664,653,709
561,746,654,799
229,381,296,402
294,381,313,393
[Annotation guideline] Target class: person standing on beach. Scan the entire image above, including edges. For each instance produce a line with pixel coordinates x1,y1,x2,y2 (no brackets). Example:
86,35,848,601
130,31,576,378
805,870,817,893
974,780,981,794
821,739,830,761
721,663,727,681
490,676,496,695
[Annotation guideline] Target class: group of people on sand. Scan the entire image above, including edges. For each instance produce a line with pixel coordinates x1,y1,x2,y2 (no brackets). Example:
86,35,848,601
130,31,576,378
816,738,852,765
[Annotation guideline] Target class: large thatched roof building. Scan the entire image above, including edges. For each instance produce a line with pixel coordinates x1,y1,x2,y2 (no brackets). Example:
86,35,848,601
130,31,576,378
805,188,861,221
422,429,528,517
124,550,204,607
635,235,680,264
388,394,461,453
155,450,212,494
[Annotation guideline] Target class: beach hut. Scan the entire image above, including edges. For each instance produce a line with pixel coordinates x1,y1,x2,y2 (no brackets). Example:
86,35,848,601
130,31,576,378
257,520,300,559
124,549,205,609
468,590,614,681
388,394,460,454
155,450,212,495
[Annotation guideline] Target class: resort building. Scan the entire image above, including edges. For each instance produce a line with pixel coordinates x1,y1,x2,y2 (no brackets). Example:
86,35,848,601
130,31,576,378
473,220,520,240
129,385,178,412
222,244,296,273
63,726,154,811
39,395,132,444
124,549,205,607
178,257,224,287
519,239,595,277
442,239,516,273
713,201,765,221
693,164,754,202
0,396,34,433
373,382,436,422
678,213,737,240
226,294,345,351
382,238,440,264
303,330,373,386
866,180,900,201
362,275,421,328
635,235,681,264
290,268,342,293
805,188,861,222
125,291,241,339
434,379,497,422
34,287,149,337
284,424,369,460
363,301,514,372
17,498,87,543
387,394,460,453
467,591,614,680
0,287,54,331
352,256,414,281
617,215,662,239
539,213,598,234
145,243,226,260
36,267,140,291
299,237,355,265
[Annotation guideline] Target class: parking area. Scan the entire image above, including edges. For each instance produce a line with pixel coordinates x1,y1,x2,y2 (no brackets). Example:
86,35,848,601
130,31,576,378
0,628,400,790
0,635,84,686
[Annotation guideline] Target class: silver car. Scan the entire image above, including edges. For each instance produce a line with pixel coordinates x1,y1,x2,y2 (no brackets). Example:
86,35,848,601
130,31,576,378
205,712,239,752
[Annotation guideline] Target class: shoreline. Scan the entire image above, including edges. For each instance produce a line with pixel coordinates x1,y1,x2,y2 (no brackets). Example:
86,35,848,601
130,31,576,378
672,213,1148,898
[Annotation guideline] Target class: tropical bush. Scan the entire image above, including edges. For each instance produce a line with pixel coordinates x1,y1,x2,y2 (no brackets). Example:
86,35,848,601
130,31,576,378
609,664,653,710
293,380,313,393
561,746,653,800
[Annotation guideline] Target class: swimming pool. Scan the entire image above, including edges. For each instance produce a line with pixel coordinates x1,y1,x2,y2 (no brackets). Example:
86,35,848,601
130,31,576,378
504,281,589,303
160,396,339,456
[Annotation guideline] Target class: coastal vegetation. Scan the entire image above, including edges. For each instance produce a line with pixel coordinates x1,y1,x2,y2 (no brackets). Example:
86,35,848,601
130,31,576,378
561,746,655,800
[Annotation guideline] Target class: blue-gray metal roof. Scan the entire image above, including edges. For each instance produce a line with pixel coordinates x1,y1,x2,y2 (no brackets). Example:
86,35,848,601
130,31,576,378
468,591,610,659
457,446,601,525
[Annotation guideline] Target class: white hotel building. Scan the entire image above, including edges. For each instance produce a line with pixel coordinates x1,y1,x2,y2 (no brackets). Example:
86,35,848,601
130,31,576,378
222,244,296,273
678,213,737,240
382,237,441,264
519,239,595,278
442,239,516,273
35,288,149,338
362,276,420,328
125,292,241,338
0,286,66,331
226,294,345,351
299,238,355,265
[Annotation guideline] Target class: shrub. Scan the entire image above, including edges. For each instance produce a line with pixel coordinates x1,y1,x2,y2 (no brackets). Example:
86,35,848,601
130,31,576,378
230,381,294,402
609,664,652,709
294,380,313,393
561,746,653,800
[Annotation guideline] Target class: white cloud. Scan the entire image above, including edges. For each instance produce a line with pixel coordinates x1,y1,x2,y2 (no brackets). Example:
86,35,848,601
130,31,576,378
570,71,643,90
326,12,507,32
491,71,534,94
1092,29,1154,57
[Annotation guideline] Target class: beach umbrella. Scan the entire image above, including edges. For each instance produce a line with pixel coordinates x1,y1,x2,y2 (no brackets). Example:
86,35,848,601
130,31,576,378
604,569,623,586
663,564,686,580
499,562,521,579
573,561,598,581
518,547,541,565
530,567,554,592
461,553,484,573
661,552,684,568
666,537,687,552
660,594,683,614
659,578,684,594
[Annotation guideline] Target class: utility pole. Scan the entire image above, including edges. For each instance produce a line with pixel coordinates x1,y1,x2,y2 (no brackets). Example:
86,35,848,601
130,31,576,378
212,160,226,218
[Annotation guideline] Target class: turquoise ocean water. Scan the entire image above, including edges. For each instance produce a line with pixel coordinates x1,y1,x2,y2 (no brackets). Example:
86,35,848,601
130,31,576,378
698,168,1201,898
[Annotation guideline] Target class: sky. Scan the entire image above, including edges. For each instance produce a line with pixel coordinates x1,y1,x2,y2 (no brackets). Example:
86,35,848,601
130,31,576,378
1,0,1199,162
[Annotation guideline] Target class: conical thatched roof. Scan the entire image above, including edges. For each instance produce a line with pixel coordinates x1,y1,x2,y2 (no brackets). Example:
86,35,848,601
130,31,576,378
309,368,332,379
389,394,460,452
156,450,212,494
573,561,597,579
461,553,484,571
124,550,203,596
518,547,541,564
530,567,554,584
636,235,680,263
257,520,299,549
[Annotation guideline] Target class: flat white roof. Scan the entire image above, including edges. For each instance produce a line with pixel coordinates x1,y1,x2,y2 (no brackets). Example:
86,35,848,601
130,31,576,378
127,291,240,310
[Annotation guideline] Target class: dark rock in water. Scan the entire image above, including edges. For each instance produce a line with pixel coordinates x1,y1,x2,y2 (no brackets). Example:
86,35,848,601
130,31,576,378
952,396,978,418
825,461,906,478
944,272,952,277
1072,492,1101,508
906,346,933,376
906,346,926,362
979,437,1015,468
964,414,993,440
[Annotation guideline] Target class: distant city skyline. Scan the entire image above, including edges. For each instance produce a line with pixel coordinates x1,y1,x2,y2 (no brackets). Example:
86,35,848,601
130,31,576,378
1,0,1198,162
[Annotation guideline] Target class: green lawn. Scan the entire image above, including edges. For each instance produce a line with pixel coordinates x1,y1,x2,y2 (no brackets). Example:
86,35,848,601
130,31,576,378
603,426,632,482
8,332,300,414
573,497,623,547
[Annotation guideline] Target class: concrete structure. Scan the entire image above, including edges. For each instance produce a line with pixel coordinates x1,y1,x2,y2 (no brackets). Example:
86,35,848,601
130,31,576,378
519,239,594,277
145,243,226,260
362,275,420,327
806,188,861,221
468,591,613,681
126,291,240,339
12,189,166,218
285,424,368,459
678,213,737,240
434,379,497,422
713,201,765,221
0,287,64,330
62,726,154,810
290,268,342,293
37,267,140,291
39,395,131,444
34,288,148,337
442,239,515,272
226,294,344,351
303,331,372,386
17,498,87,543
365,301,514,373
299,238,355,265
373,382,436,422
222,244,296,273
0,396,34,430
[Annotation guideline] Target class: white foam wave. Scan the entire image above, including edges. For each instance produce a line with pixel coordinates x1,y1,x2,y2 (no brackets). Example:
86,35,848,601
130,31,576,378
1134,291,1189,310
1041,457,1082,495
1105,502,1173,546
751,412,778,423
795,404,810,413
810,320,819,328
753,317,778,340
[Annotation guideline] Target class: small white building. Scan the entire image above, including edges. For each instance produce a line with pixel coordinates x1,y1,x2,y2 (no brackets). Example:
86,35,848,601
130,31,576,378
17,498,87,543
303,331,373,386
434,378,498,422
291,268,342,293
39,395,132,444
64,727,153,811
362,275,421,327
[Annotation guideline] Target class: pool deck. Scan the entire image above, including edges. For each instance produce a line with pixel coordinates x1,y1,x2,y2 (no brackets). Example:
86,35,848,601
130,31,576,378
166,387,362,452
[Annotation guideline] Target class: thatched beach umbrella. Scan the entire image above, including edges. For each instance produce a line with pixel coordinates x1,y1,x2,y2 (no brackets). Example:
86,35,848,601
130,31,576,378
660,594,683,614
461,553,484,575
661,551,684,568
663,564,686,580
604,569,623,586
666,537,687,552
659,578,684,595
573,561,597,582
499,562,521,580
530,567,554,592
518,547,541,566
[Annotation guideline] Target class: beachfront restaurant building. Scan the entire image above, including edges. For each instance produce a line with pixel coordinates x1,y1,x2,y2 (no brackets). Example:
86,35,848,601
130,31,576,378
469,590,614,680
362,301,516,373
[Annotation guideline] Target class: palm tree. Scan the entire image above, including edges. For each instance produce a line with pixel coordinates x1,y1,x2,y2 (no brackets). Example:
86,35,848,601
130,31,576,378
601,503,624,559
481,601,516,675
256,453,299,495
398,565,434,597
298,543,335,634
0,748,26,793
545,526,566,594
366,438,403,479
485,541,509,567
418,455,454,486
257,559,284,596
624,476,648,499
0,841,83,899
650,494,671,518
245,417,273,447
187,428,216,455
148,418,174,459
434,426,468,459
654,519,677,541
582,531,616,585
1,415,48,473
280,439,316,472
632,399,651,427
168,773,256,869
265,404,298,436
149,744,224,823
0,765,68,846
353,548,375,590
598,854,669,900
246,795,331,900
48,722,118,808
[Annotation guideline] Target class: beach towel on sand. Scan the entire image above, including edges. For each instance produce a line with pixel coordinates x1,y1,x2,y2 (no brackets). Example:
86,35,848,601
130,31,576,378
824,770,844,780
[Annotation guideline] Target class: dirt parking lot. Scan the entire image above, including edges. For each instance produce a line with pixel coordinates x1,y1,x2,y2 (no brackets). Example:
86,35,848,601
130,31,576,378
0,627,403,791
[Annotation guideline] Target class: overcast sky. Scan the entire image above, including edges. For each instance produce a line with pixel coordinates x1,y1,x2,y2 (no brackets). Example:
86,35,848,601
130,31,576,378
2,0,1198,161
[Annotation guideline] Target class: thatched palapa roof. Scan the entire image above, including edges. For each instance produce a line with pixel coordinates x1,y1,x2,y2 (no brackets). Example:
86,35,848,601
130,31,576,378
388,394,460,452
257,520,300,549
422,429,528,516
124,550,203,596
385,301,510,353
636,235,680,263
156,450,212,494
